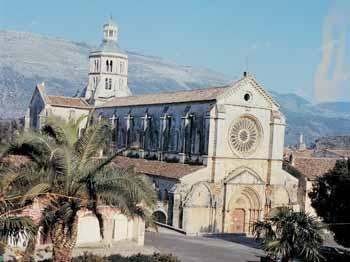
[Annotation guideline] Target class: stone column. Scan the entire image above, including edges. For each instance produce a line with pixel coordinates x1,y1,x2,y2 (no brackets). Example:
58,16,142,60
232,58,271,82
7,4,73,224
248,209,252,234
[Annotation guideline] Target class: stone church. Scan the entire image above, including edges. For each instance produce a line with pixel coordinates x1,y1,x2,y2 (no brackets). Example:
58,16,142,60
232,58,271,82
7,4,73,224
25,19,300,237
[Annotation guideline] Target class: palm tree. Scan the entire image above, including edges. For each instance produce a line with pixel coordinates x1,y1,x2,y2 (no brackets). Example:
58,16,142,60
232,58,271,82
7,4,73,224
2,116,157,262
0,164,37,259
253,208,324,262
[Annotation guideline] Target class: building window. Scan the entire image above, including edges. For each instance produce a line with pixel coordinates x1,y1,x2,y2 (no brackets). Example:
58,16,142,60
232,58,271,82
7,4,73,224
105,78,108,89
120,62,124,74
109,78,112,90
106,60,109,72
110,60,113,72
97,60,99,71
109,29,113,37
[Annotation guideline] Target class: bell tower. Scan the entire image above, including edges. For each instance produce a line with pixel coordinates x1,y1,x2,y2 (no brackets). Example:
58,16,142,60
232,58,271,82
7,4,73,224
84,18,131,105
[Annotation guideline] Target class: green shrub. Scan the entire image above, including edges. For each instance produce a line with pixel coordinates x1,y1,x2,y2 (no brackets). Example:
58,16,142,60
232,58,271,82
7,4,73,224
42,252,180,262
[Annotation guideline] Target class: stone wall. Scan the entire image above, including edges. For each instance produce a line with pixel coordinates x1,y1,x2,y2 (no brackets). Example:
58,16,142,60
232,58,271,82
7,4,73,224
96,101,212,163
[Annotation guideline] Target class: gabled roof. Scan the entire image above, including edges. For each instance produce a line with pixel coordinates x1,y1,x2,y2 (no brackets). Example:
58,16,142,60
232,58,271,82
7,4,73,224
292,157,337,180
28,82,47,106
216,73,280,108
99,74,279,109
99,85,231,108
246,75,280,108
112,156,205,179
46,96,91,109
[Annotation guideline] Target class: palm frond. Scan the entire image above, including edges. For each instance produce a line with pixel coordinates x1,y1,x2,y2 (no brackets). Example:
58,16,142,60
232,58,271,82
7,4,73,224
2,131,53,168
43,116,82,147
75,122,107,172
91,166,157,217
21,183,50,205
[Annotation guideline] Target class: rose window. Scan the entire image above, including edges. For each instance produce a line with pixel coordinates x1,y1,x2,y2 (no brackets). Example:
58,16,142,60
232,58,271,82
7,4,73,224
229,117,260,154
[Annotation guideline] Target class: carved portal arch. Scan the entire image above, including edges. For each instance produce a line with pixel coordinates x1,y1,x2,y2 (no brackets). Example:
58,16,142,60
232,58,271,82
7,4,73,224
228,186,261,211
224,166,265,185
227,186,262,234
183,181,213,208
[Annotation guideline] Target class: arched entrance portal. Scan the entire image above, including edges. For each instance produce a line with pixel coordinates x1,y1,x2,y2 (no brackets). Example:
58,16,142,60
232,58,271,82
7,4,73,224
153,210,167,224
231,208,245,233
228,187,261,234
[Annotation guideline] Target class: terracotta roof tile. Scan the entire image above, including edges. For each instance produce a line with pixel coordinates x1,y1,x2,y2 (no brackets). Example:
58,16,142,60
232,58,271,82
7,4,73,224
99,85,231,108
293,158,337,180
46,96,91,109
112,156,205,179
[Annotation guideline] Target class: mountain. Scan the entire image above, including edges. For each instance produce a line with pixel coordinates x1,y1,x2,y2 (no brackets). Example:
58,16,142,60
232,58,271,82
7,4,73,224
0,30,230,117
1,30,350,146
317,102,350,116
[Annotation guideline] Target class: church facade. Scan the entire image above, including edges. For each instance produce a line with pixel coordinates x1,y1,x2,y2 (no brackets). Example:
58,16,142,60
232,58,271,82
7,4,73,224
26,19,300,236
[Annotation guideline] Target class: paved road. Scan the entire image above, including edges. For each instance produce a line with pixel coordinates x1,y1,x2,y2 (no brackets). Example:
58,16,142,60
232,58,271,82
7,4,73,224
145,231,263,262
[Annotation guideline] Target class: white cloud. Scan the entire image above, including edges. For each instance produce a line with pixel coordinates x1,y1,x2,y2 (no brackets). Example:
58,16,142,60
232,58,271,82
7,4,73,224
317,39,338,52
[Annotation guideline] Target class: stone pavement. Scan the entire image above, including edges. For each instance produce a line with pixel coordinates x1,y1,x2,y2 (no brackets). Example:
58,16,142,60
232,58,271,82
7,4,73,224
145,231,264,262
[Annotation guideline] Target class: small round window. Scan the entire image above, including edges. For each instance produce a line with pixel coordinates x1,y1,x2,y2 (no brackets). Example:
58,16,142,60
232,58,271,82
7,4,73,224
244,93,251,102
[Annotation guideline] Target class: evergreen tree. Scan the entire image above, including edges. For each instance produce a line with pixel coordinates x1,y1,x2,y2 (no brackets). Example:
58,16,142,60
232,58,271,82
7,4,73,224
309,159,350,247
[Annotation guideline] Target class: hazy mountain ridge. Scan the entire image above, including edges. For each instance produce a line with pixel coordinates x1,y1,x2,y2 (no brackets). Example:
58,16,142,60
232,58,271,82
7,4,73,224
1,30,350,146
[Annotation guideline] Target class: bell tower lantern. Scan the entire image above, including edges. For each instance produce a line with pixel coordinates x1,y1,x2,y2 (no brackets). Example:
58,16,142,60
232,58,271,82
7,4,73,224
84,18,131,105
103,19,118,42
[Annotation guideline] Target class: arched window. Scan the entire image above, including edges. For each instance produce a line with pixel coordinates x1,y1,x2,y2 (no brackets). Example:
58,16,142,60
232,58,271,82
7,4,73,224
109,78,112,90
106,60,109,72
120,62,124,74
105,78,108,89
110,60,113,72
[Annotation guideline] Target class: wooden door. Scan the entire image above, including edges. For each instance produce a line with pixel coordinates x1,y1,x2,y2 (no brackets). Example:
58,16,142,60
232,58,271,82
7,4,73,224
231,208,245,233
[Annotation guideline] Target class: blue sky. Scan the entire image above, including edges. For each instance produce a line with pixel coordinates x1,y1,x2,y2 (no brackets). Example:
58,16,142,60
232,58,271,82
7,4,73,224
0,0,349,102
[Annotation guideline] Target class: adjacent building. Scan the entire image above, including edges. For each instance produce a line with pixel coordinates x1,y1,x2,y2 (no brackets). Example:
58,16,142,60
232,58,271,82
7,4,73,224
284,135,350,216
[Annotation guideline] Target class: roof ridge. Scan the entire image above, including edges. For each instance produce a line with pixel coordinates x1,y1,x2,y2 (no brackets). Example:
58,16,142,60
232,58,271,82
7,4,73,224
99,84,233,108
125,84,231,98
47,95,84,100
